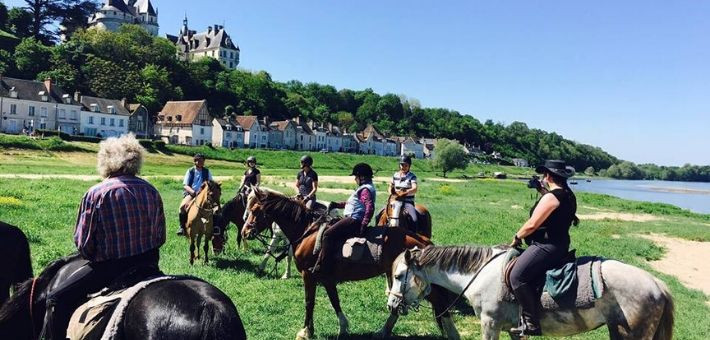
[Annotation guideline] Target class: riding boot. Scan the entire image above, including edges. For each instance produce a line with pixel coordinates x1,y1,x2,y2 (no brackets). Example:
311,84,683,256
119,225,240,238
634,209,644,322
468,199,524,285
510,284,543,336
177,211,188,236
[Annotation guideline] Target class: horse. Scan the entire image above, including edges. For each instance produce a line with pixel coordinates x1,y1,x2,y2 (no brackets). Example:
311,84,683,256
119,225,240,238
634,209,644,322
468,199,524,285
0,254,247,340
0,221,33,306
377,194,433,238
214,192,251,251
241,188,460,340
186,180,222,264
388,245,675,340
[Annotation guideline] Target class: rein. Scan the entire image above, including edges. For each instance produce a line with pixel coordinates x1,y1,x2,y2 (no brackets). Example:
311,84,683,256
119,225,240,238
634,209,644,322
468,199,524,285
29,277,38,339
433,250,506,318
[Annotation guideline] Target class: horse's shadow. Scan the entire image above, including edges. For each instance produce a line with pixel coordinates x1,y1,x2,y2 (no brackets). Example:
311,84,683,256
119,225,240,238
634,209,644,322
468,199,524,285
214,257,260,273
329,334,442,340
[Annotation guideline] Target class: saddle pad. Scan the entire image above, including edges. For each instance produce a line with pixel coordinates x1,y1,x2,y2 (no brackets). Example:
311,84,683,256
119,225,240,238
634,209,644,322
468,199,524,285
501,254,605,310
67,276,180,340
341,228,386,264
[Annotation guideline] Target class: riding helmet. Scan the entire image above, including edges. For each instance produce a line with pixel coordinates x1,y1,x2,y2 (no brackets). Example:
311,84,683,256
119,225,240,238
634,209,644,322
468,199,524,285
300,155,313,167
351,163,374,179
246,156,256,164
194,153,205,161
399,155,412,165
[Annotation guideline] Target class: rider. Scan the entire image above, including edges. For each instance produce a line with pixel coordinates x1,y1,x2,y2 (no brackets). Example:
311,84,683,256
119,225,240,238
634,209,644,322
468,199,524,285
389,155,418,225
177,153,213,235
41,134,166,340
509,160,577,336
295,155,318,210
311,163,376,274
239,156,261,192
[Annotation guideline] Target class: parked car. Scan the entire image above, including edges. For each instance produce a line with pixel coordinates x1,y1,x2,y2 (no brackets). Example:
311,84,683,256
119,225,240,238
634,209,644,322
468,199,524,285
319,148,328,153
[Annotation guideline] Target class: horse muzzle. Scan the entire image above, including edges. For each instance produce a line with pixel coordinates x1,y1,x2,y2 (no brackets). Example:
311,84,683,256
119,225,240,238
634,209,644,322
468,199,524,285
387,296,409,316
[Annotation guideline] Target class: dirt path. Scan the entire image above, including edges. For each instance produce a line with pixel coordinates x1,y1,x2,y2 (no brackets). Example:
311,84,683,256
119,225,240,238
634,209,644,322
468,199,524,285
577,212,663,222
639,234,710,302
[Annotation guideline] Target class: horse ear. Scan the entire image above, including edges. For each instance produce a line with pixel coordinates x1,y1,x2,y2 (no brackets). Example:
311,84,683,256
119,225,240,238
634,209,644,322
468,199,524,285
404,249,412,265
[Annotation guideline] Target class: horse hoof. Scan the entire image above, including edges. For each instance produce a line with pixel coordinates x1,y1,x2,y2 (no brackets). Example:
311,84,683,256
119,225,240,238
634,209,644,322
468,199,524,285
295,327,312,340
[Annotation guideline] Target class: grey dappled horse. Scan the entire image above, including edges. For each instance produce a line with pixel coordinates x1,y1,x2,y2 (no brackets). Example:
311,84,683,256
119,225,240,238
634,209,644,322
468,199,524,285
387,245,674,340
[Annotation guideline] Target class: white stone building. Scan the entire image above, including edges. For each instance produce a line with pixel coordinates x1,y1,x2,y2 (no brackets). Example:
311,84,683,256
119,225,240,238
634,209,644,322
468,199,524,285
156,100,213,145
0,77,81,134
77,94,131,137
88,0,159,36
166,17,240,69
212,117,244,148
270,120,297,150
399,137,424,159
236,116,268,148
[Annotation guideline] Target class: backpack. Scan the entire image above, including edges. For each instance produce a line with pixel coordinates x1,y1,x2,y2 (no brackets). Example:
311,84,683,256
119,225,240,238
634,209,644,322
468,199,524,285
187,167,210,187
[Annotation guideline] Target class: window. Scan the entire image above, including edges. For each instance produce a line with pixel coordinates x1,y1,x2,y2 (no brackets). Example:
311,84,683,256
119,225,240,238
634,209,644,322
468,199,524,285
85,128,97,136
70,110,78,120
200,127,205,135
89,116,94,124
40,107,48,117
40,122,46,129
58,109,66,119
28,106,35,116
101,117,106,125
107,106,115,114
226,132,231,138
110,118,115,126
118,119,124,127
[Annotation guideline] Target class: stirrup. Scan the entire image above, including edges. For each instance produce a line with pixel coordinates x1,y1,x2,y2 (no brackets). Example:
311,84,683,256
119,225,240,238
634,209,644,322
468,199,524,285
510,324,542,336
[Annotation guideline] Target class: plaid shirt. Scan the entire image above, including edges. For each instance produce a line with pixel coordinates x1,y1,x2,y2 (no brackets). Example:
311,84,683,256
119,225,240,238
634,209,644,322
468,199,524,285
74,175,166,262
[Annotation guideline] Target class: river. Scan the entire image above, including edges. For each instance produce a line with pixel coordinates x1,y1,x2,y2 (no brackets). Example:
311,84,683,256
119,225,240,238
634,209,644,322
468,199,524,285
570,179,710,214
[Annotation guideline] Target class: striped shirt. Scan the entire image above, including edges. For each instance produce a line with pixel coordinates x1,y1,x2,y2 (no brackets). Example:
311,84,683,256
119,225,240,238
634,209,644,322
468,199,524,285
392,171,417,201
74,175,166,262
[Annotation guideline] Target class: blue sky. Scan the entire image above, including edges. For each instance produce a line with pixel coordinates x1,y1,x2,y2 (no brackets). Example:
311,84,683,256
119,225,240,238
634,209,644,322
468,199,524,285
6,1,709,166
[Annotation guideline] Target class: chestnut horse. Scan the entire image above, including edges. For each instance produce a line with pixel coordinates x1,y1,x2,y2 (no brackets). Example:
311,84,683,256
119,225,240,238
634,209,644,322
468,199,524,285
377,194,433,238
241,188,459,340
186,180,221,264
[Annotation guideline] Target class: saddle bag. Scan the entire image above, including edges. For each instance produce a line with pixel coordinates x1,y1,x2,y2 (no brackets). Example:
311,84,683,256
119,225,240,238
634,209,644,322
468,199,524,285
342,237,367,261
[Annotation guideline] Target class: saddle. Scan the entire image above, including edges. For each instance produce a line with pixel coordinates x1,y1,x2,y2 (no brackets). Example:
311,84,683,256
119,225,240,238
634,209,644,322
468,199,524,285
502,249,604,310
67,275,177,340
312,221,385,266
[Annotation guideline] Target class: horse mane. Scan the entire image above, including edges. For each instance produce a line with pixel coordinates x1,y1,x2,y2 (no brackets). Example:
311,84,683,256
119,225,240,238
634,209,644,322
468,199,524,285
259,190,310,226
417,245,501,274
0,254,80,320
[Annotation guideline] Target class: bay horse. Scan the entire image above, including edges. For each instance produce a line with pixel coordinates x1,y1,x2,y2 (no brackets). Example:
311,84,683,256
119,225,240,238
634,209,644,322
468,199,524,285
0,221,33,306
0,254,247,340
388,245,675,340
186,180,222,264
241,188,460,339
377,194,433,238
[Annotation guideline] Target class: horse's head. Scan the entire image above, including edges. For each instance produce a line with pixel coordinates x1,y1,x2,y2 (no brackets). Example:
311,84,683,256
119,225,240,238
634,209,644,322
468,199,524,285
241,187,276,240
387,247,431,316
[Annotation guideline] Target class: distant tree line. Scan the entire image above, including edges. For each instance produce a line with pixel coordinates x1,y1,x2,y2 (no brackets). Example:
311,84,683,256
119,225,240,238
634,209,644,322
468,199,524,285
597,162,710,182
0,3,682,175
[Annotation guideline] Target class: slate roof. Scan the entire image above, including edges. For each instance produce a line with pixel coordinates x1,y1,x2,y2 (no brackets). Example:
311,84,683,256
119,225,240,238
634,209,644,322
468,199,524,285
0,77,74,104
80,96,130,116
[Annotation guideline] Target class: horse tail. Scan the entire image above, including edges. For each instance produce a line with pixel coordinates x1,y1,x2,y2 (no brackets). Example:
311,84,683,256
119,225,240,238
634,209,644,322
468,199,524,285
652,278,674,340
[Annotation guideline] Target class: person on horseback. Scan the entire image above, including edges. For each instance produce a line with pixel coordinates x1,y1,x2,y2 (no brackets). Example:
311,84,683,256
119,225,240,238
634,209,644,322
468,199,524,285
508,159,577,336
310,163,376,274
389,155,418,226
239,156,260,193
41,134,166,340
295,154,318,210
178,153,213,236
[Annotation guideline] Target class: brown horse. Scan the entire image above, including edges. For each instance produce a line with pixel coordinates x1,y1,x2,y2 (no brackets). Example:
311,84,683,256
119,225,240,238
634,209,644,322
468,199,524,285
186,180,222,264
377,194,433,238
241,188,460,340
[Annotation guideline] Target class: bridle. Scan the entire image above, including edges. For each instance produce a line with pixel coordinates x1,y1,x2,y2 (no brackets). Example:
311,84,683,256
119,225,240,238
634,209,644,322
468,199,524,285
389,256,431,315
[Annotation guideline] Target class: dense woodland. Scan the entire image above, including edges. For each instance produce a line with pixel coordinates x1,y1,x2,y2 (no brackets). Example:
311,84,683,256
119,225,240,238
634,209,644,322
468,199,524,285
1,1,707,181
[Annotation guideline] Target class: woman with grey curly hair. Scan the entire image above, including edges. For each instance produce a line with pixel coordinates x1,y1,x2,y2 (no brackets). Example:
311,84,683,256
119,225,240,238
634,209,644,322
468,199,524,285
96,134,145,178
40,133,166,340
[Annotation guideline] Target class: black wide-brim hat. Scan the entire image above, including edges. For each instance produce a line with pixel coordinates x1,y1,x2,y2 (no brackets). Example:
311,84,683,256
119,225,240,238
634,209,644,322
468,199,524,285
535,160,575,178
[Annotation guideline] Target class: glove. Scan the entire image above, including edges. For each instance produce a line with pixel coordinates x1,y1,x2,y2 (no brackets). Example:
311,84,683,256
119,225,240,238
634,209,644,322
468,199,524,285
327,202,336,210
510,234,523,247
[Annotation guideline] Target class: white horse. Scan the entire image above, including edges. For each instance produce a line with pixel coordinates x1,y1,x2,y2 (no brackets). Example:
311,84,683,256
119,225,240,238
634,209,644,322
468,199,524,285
387,245,674,340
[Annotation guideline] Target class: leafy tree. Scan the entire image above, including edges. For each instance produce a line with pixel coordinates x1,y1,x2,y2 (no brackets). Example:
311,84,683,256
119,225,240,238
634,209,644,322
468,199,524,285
584,166,595,176
0,1,8,30
433,139,468,177
23,0,61,43
55,0,99,40
0,49,14,74
7,7,33,39
83,56,141,99
14,37,51,79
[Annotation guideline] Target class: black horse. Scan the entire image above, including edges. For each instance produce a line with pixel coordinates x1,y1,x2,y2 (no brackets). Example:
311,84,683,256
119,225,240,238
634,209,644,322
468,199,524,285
215,193,250,250
0,254,247,340
0,221,33,307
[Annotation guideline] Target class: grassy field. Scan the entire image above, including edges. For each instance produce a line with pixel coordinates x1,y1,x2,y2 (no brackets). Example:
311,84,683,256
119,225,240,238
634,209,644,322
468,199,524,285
1,137,709,339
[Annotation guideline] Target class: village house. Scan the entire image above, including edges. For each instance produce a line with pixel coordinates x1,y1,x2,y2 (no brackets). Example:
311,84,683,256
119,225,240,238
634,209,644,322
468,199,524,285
397,136,424,158
126,103,152,139
236,115,268,148
293,118,315,151
325,123,343,152
309,121,327,151
212,117,244,148
270,120,297,150
358,125,386,155
77,94,131,137
155,100,213,145
167,17,240,70
0,77,81,134
385,138,399,156
341,133,359,153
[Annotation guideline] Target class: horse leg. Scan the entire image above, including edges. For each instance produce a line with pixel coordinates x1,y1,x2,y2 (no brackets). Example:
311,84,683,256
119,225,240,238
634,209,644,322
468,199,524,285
189,237,196,265
480,314,501,340
323,281,349,336
258,230,280,274
378,312,399,338
204,233,210,264
428,286,461,340
296,274,316,340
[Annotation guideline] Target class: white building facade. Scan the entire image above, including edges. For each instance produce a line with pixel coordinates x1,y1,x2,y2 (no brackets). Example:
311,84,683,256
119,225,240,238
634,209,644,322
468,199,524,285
88,0,159,36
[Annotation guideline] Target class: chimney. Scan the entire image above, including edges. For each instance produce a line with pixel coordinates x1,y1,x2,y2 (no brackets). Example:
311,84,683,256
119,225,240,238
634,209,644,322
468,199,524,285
74,91,81,103
121,97,127,109
207,26,212,34
43,77,52,94
262,116,269,126
292,116,300,125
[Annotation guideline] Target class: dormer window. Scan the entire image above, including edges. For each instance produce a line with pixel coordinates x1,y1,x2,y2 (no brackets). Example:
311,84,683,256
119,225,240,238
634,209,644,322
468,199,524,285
38,91,48,102
176,115,182,122
167,116,173,122
107,105,116,114
9,87,17,98
62,94,71,104
90,103,99,112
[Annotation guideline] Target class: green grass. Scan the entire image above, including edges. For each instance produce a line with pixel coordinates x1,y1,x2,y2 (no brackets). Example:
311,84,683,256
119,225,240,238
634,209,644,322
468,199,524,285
2,141,709,339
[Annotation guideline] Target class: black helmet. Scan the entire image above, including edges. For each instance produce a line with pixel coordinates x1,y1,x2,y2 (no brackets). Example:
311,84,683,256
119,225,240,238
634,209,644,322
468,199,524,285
246,156,256,164
300,155,313,167
194,153,205,161
351,163,373,179
399,155,412,165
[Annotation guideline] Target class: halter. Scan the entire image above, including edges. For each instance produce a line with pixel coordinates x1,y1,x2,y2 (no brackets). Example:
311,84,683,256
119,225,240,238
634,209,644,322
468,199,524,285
390,261,431,314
